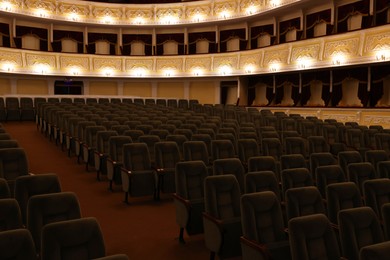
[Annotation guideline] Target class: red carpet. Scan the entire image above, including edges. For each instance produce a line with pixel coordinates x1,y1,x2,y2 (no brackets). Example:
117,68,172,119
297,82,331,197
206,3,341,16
3,121,211,260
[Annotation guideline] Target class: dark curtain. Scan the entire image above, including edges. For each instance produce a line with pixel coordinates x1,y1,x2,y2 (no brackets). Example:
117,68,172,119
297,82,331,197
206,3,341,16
122,34,152,56
14,26,48,51
0,23,10,47
250,24,274,49
248,75,274,105
337,0,371,33
306,9,333,39
279,17,302,44
274,74,300,105
370,64,390,106
188,32,217,54
375,0,390,26
156,33,185,55
87,32,117,55
219,28,247,52
52,30,83,53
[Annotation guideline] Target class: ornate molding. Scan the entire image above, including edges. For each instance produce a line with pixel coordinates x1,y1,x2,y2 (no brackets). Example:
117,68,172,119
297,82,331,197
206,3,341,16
324,37,360,60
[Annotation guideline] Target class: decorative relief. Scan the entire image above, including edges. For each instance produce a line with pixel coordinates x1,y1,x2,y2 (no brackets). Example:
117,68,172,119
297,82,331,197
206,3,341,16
213,55,238,70
92,7,123,20
156,58,183,71
324,37,360,60
362,116,390,126
93,58,122,70
60,56,89,70
239,53,262,68
214,1,237,15
156,7,184,20
240,0,262,11
125,59,154,71
364,31,390,53
58,3,90,17
185,56,212,71
125,8,154,21
263,48,289,65
24,0,56,12
0,52,23,66
291,44,321,62
321,113,359,123
25,53,56,67
185,6,211,20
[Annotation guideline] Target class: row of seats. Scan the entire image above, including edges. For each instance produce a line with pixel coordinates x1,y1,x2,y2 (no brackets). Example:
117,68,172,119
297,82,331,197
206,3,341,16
0,124,128,259
0,96,199,122
35,100,390,259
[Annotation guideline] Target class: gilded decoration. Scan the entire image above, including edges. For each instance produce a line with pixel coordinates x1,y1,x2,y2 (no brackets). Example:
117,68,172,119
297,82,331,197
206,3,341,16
125,59,154,71
239,52,262,69
263,47,289,65
92,7,123,21
185,56,212,71
364,31,390,54
290,43,321,63
93,58,122,71
0,52,23,67
213,1,237,16
60,56,89,71
58,3,90,17
213,55,238,70
156,7,184,20
24,0,55,13
156,58,183,72
125,8,154,21
25,53,56,67
185,6,211,20
324,37,360,60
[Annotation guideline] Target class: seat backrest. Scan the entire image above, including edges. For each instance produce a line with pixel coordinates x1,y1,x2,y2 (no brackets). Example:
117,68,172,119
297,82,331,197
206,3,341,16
309,152,337,178
315,165,345,198
175,161,208,201
261,138,282,161
0,229,37,259
281,168,313,196
346,128,364,149
108,136,132,162
363,179,390,219
244,171,281,201
284,137,307,157
359,241,390,260
288,214,341,260
14,174,62,224
204,175,241,220
281,154,307,170
155,141,181,169
237,138,259,164
0,148,29,192
285,186,325,221
0,177,11,199
347,162,375,194
322,124,339,144
377,161,390,179
183,141,209,165
247,156,277,173
338,150,363,175
338,207,384,260
307,136,330,154
0,198,23,231
27,192,82,251
122,143,151,171
365,150,389,177
96,131,118,154
84,126,106,147
241,191,286,243
213,158,245,193
41,217,106,260
211,139,236,160
326,182,363,224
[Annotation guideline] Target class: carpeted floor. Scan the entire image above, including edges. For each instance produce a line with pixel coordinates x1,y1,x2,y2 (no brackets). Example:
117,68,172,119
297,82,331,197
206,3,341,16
2,121,211,260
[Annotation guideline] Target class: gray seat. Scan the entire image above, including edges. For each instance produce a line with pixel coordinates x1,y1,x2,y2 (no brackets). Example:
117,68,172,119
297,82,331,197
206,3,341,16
0,148,29,194
360,241,390,260
0,229,37,259
0,198,23,231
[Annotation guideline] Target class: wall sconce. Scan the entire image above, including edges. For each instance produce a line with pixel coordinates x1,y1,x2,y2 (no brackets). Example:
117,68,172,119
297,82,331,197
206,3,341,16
219,65,232,75
332,54,345,66
2,62,15,72
2,1,13,11
269,63,280,72
297,58,311,70
133,17,144,25
102,68,114,77
270,0,281,7
133,68,146,77
376,50,389,61
68,13,79,21
192,68,204,76
246,5,258,15
34,64,49,74
104,16,113,24
219,11,230,20
192,14,204,23
69,67,80,76
244,64,255,74
163,69,174,77
35,9,48,18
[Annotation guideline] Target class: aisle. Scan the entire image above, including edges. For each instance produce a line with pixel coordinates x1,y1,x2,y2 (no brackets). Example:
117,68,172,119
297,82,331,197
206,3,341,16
2,121,209,260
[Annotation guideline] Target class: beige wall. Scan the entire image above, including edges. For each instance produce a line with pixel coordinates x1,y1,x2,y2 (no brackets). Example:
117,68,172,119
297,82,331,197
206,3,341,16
123,82,152,97
0,78,11,95
17,79,48,95
189,81,216,104
89,81,118,95
157,82,184,98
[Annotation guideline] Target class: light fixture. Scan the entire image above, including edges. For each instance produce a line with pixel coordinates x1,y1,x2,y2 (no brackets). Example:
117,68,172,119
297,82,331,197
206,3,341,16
2,62,15,72
133,17,144,25
35,9,48,18
219,65,232,75
2,1,13,11
246,5,258,15
102,67,114,77
244,64,256,74
297,58,311,69
219,11,231,20
192,14,205,23
332,53,345,66
269,63,280,72
375,50,389,61
69,66,80,76
270,0,281,7
68,13,79,21
192,67,204,76
34,64,49,74
164,69,174,77
104,15,113,24
132,67,146,77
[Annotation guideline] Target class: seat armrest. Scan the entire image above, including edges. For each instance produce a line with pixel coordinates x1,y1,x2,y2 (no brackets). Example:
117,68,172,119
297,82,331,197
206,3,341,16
172,193,191,210
240,236,268,253
202,212,223,230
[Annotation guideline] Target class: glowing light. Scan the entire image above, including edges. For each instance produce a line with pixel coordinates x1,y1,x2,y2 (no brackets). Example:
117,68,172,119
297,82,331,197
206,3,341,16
104,16,113,24
133,17,145,25
34,64,49,74
192,68,204,76
219,11,231,19
68,66,80,76
102,68,114,77
269,63,281,72
161,15,178,24
375,50,389,61
270,0,281,7
192,14,205,22
246,5,258,15
163,69,175,77
35,9,48,18
244,64,256,74
2,1,13,11
68,13,79,21
297,58,312,69
219,65,232,75
2,62,15,72
132,67,147,77
332,53,346,66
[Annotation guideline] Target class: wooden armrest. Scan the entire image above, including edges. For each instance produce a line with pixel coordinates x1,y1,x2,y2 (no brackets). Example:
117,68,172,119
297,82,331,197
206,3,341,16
202,212,223,228
240,236,269,253
172,193,191,210
121,167,132,175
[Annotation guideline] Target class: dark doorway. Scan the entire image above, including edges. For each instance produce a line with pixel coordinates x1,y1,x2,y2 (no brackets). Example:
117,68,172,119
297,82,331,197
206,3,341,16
54,80,83,95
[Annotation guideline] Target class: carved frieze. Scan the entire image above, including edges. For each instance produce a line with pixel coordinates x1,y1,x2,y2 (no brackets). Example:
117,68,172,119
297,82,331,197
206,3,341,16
324,37,360,60
156,58,183,71
58,3,90,17
0,52,23,67
185,56,212,71
291,43,321,62
24,0,56,13
25,53,56,67
263,48,289,65
93,57,122,71
125,59,154,71
60,56,89,71
364,31,390,54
